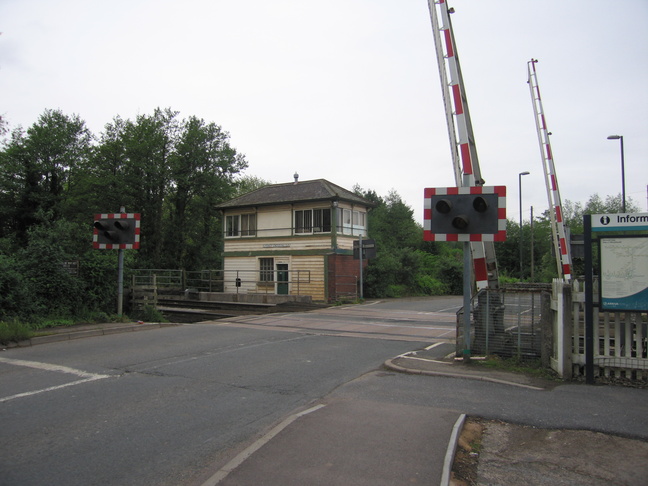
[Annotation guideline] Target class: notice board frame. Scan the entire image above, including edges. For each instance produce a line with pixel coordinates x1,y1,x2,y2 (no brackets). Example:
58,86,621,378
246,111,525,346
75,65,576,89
598,234,648,312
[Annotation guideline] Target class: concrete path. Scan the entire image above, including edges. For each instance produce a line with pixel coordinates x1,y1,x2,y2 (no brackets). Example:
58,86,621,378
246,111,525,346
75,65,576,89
209,399,460,486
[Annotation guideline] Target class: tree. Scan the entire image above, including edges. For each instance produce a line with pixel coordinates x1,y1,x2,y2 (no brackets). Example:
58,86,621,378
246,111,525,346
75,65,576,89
80,108,248,269
494,217,554,282
0,108,248,321
164,115,247,269
0,110,92,242
233,174,272,197
496,193,642,282
353,186,463,297
0,114,8,138
362,189,421,252
66,115,130,217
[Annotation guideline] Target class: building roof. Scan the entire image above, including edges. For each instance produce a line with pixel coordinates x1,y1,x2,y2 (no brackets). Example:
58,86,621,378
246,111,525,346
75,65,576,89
217,179,376,210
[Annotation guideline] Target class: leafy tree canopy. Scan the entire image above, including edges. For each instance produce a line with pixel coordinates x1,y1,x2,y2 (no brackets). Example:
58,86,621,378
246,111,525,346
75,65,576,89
0,108,247,320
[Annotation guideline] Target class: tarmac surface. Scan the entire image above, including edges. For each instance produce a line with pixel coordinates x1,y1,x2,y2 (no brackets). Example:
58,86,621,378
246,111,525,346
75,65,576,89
8,319,648,486
387,347,648,486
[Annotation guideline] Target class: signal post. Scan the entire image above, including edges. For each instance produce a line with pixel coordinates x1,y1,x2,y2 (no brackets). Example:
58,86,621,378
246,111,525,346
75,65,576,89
424,186,507,361
93,208,141,316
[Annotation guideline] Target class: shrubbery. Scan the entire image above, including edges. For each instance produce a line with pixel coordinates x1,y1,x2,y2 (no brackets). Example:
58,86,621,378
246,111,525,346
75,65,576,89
0,108,247,328
2,109,637,323
0,319,31,345
357,189,464,299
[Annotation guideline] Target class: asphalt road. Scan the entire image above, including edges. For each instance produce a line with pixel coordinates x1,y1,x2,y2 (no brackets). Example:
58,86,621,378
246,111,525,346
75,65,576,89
0,320,433,486
219,296,462,342
4,296,644,485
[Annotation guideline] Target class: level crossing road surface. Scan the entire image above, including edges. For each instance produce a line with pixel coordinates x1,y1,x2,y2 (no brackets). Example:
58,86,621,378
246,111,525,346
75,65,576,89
213,296,463,342
0,299,458,486
2,296,647,485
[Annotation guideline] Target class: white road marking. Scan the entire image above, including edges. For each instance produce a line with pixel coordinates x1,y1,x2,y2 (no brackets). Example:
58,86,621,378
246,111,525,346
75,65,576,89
201,403,327,485
424,342,446,351
0,356,111,403
436,306,462,313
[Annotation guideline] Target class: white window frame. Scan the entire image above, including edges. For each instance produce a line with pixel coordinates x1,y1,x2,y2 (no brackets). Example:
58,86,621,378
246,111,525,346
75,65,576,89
226,215,239,237
241,213,256,237
336,208,367,235
295,208,331,234
225,213,256,238
313,208,331,233
295,209,313,234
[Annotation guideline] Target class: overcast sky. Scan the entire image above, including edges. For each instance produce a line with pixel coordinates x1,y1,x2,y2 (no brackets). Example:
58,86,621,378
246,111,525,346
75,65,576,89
1,0,647,223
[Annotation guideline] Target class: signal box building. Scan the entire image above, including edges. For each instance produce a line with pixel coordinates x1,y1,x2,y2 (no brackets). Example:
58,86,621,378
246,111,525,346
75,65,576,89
216,177,375,302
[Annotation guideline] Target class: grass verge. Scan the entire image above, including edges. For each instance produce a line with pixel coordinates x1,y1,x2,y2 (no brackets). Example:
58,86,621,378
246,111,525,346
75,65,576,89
474,355,559,381
0,319,32,345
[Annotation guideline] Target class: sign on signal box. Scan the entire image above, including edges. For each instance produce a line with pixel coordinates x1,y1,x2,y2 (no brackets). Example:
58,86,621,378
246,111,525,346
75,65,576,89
424,186,507,242
353,238,377,259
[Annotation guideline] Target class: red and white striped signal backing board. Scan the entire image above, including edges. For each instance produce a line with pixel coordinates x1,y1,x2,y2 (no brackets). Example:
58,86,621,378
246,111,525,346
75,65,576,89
423,186,506,242
93,213,141,250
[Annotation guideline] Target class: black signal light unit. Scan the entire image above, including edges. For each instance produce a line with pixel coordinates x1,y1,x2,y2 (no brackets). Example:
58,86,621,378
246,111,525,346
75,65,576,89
93,213,141,249
423,186,506,242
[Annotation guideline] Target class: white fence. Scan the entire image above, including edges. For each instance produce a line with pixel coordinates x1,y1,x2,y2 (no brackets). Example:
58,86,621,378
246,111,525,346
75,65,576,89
551,278,648,381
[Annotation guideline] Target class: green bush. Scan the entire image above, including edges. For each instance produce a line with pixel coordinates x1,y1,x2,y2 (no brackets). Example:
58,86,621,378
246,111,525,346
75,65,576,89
385,284,407,298
89,311,111,323
498,274,519,285
0,219,126,323
0,320,32,344
17,223,88,317
415,274,448,295
0,255,38,320
133,305,167,323
30,318,76,331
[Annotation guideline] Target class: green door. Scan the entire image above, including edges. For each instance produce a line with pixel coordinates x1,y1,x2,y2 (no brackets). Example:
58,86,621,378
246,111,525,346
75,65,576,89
277,264,289,295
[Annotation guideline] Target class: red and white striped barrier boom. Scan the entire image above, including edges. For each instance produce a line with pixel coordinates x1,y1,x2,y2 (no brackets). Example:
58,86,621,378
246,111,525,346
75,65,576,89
527,59,572,280
427,0,500,291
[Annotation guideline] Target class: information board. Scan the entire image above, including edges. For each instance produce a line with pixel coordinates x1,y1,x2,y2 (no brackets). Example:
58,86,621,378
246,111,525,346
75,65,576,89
600,236,648,311
592,212,648,232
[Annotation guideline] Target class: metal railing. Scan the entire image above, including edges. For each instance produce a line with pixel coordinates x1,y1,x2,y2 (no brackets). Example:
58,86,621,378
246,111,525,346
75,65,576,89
221,225,368,238
332,274,359,301
131,269,311,294
132,269,183,288
185,270,224,292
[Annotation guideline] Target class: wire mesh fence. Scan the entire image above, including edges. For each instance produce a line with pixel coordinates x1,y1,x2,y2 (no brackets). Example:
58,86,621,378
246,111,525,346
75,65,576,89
457,284,551,359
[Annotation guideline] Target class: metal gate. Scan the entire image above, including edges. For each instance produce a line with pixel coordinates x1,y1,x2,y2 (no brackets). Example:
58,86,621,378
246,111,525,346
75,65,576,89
458,284,550,358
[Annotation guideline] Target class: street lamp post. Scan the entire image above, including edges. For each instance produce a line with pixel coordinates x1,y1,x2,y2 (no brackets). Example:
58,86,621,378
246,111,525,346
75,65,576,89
607,135,626,213
519,171,530,281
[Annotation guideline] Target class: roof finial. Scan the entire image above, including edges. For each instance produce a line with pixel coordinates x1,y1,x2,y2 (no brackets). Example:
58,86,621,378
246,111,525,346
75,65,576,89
294,172,299,184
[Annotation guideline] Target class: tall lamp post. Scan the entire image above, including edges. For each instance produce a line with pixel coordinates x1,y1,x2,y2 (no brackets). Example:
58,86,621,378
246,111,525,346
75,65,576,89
607,135,626,213
519,171,530,280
